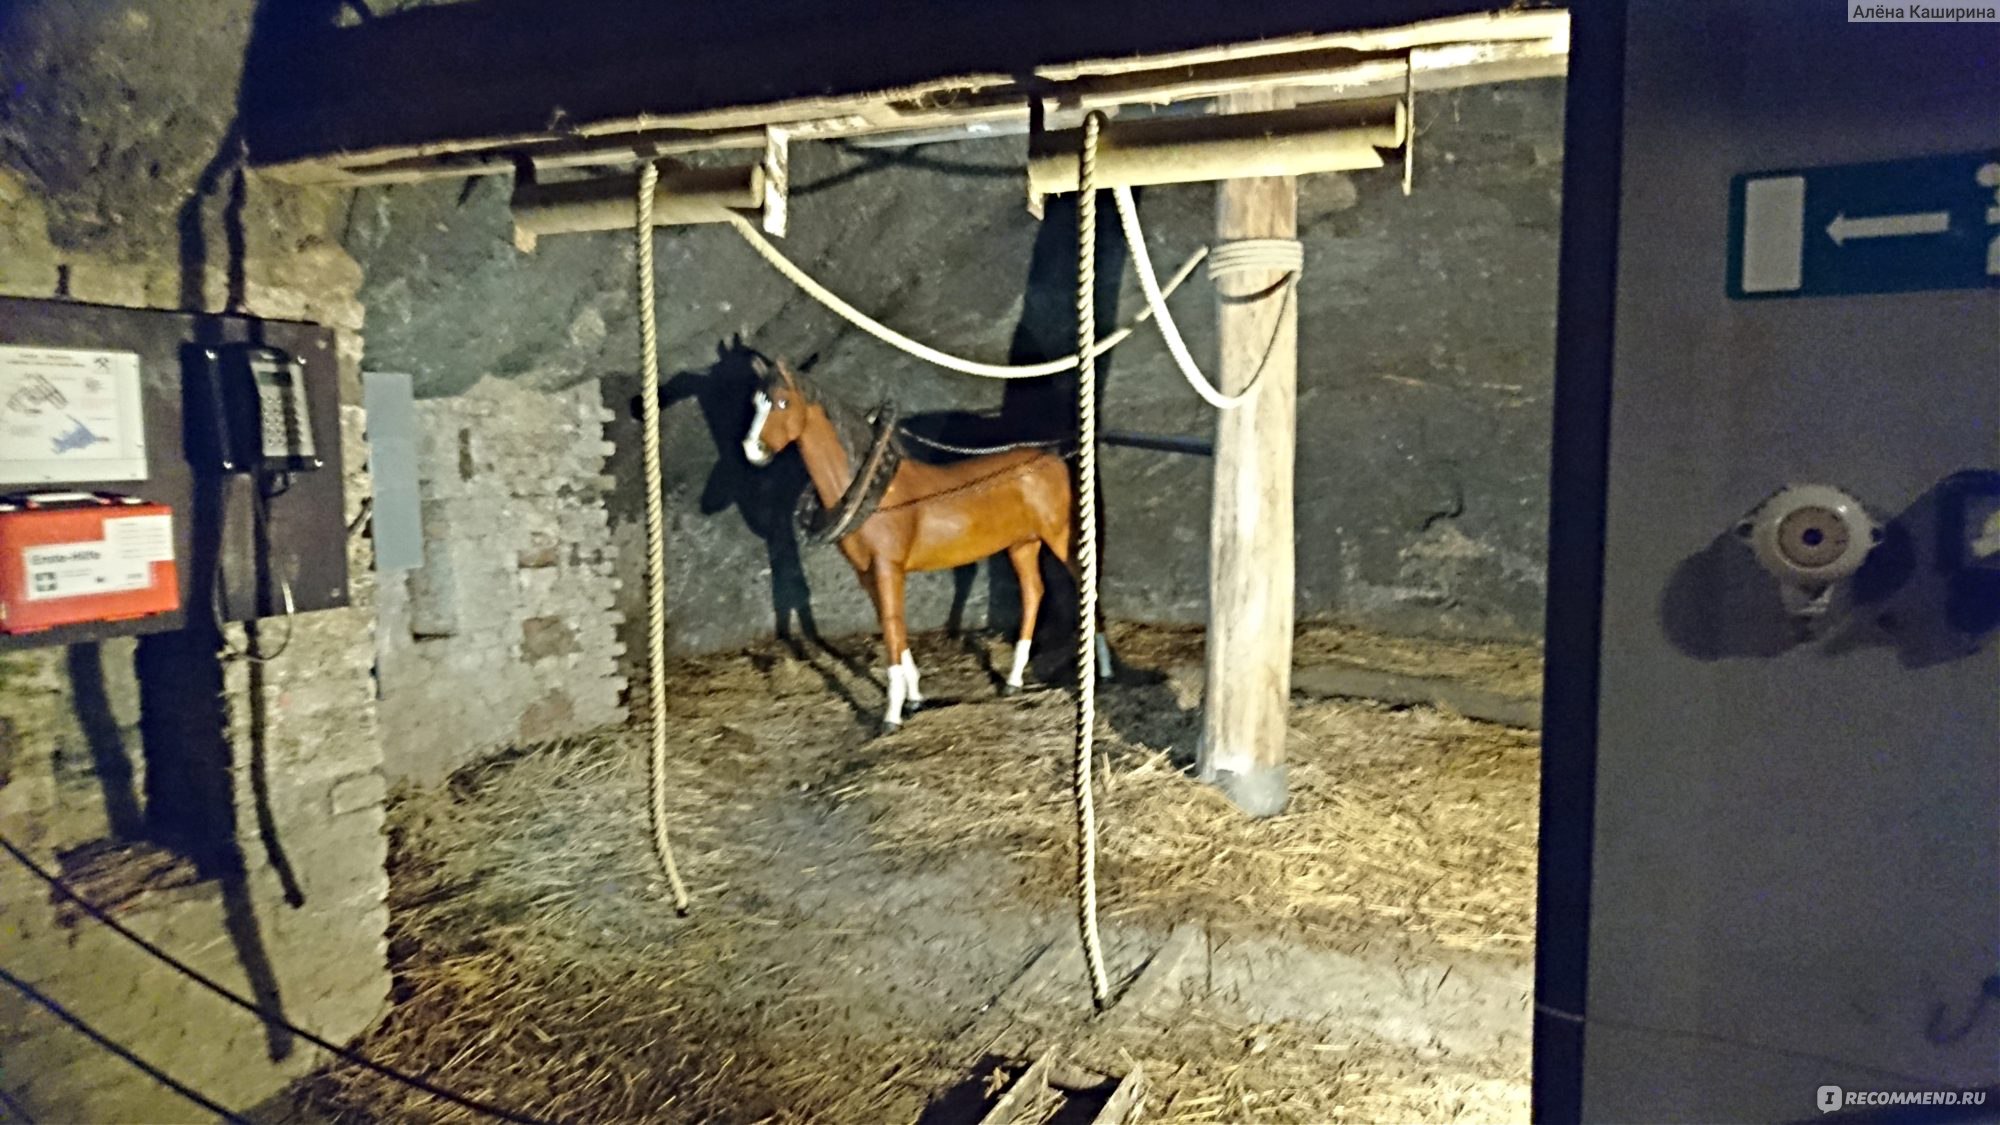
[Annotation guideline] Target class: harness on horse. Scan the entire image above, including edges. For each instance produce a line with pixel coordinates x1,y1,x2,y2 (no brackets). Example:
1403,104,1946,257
897,428,1074,458
796,402,904,545
794,403,1079,548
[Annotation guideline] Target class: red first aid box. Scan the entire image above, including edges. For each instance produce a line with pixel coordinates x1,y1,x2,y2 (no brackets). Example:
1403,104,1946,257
0,493,180,635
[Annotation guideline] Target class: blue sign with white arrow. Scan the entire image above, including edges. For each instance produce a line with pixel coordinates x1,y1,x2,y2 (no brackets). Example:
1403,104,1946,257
1728,149,2000,299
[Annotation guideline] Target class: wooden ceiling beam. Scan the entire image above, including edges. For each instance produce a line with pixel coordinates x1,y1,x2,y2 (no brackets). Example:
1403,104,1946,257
255,10,1566,187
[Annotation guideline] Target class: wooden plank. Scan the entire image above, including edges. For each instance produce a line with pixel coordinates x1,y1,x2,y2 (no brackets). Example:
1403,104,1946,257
839,41,1567,152
510,164,763,247
976,1049,1062,1125
974,1052,1151,1125
1197,90,1300,819
1290,662,1542,729
1025,100,1401,198
1091,1066,1147,1125
947,935,1087,1061
944,930,1185,1125
1034,9,1569,79
1108,924,1207,1020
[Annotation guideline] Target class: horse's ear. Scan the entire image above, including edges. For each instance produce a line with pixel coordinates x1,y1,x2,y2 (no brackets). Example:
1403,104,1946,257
774,358,801,390
747,352,771,379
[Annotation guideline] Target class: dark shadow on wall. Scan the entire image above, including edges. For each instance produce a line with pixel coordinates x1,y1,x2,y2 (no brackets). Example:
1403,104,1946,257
66,644,145,842
1004,189,1132,684
1824,471,2000,667
119,0,343,1059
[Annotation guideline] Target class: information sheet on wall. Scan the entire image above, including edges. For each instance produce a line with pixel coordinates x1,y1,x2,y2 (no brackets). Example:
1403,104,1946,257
0,345,148,485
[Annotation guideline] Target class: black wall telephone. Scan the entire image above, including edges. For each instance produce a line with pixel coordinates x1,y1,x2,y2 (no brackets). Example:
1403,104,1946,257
200,344,322,474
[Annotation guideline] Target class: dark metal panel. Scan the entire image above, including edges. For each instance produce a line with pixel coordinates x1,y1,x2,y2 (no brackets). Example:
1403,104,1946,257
0,298,347,652
1577,5,2000,1121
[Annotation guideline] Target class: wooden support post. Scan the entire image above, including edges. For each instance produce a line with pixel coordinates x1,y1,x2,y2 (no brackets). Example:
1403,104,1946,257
1198,91,1298,817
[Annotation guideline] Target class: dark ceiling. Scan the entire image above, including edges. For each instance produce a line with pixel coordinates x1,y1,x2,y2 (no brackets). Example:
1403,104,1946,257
242,0,1542,165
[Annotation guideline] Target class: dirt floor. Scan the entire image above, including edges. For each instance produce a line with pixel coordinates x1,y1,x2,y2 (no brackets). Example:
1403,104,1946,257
278,621,1541,1124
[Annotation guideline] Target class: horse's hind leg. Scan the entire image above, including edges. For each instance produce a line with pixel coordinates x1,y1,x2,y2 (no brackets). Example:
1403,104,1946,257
871,563,912,733
901,649,924,712
1042,524,1116,681
1002,541,1044,695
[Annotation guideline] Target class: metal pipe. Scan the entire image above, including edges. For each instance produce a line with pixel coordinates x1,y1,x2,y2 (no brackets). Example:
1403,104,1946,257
1099,428,1213,456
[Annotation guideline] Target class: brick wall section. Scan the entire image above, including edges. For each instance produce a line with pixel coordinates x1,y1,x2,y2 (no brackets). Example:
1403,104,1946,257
375,376,627,783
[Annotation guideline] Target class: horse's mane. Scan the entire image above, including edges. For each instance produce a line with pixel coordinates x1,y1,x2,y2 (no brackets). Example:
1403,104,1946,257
757,356,895,470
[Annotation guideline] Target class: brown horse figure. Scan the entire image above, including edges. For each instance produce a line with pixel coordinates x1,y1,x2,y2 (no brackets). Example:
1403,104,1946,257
741,355,1110,732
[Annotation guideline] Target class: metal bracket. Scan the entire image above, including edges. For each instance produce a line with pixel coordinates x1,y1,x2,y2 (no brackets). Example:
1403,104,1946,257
761,127,789,238
1402,51,1417,196
1025,98,1050,220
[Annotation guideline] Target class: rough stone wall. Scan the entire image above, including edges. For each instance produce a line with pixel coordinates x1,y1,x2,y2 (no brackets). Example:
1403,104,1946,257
375,377,627,784
0,3,388,1119
350,79,1563,659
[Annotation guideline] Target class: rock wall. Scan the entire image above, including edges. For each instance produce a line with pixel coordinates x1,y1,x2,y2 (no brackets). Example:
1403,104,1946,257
375,377,627,783
0,3,388,1119
350,79,1563,661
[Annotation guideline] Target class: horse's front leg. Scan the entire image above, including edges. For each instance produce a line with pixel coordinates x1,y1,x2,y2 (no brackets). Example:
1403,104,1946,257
871,562,912,734
1001,541,1044,695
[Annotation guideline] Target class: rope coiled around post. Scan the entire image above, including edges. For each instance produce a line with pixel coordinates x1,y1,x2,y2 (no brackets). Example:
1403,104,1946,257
1113,183,1302,411
1206,238,1305,283
1073,111,1112,1009
636,161,691,913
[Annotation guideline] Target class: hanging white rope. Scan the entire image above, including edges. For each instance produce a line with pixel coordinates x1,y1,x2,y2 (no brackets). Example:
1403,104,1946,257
1073,111,1113,1010
1112,186,1302,411
636,161,691,914
723,210,1206,380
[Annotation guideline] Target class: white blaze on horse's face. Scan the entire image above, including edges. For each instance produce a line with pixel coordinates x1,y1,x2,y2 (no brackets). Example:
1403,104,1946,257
742,390,775,466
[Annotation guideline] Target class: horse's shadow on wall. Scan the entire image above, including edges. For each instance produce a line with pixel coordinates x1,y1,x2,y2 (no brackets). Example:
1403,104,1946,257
653,344,874,720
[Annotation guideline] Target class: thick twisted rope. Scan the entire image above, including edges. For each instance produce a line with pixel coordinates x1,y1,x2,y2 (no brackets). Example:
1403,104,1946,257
636,161,690,913
723,210,1207,379
1073,111,1112,1009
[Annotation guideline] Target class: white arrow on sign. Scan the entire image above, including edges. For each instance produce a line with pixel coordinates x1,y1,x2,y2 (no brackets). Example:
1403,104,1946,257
1825,209,1951,245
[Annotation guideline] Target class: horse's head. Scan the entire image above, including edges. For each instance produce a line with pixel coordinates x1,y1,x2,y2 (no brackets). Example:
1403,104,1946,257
742,354,810,467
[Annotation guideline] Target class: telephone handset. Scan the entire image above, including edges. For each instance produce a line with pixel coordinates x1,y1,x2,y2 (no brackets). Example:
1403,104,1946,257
201,344,322,474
